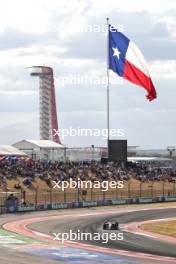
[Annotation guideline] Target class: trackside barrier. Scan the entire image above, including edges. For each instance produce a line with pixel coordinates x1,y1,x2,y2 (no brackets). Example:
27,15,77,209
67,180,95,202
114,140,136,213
0,205,6,214
18,205,36,212
51,203,68,209
82,201,97,207
164,197,176,202
111,199,127,205
1,196,176,214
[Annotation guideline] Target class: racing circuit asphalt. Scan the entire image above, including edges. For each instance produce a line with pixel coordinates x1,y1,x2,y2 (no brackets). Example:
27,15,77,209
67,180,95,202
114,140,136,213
29,207,176,259
1,206,176,264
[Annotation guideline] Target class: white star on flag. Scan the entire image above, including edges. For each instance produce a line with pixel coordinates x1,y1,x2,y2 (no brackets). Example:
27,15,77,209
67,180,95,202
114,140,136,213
112,47,121,59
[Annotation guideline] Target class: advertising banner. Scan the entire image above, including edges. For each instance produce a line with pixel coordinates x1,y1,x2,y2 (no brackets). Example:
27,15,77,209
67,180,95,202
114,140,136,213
51,203,68,209
138,198,154,203
18,205,36,212
111,199,127,205
82,201,97,207
164,197,176,202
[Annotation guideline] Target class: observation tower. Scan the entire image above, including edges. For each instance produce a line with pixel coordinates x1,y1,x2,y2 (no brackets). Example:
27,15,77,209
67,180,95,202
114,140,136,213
30,66,61,144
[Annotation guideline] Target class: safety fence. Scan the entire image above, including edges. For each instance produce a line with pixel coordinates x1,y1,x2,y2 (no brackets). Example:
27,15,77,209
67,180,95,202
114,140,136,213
1,195,176,214
0,181,176,214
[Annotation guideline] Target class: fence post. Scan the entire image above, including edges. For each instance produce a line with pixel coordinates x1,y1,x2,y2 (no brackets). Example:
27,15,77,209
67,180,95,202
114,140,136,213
116,184,118,199
102,183,106,200
50,188,52,204
128,183,131,198
35,188,38,206
173,181,176,195
20,189,23,205
140,182,142,197
91,186,93,201
162,181,165,197
64,188,67,203
103,191,106,200
23,190,26,205
151,182,154,197
77,187,80,202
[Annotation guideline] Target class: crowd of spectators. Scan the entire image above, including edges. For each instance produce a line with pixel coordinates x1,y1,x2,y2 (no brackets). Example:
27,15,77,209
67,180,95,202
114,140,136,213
0,158,176,192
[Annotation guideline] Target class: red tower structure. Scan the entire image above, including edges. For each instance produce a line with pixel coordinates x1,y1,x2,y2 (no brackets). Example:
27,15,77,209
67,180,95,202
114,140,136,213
30,66,61,144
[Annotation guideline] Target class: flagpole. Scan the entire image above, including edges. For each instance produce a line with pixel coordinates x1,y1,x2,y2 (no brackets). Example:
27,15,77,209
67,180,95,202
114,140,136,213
106,17,110,158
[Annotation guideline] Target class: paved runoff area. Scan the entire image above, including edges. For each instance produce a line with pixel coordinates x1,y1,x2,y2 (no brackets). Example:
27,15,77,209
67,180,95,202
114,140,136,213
0,203,176,264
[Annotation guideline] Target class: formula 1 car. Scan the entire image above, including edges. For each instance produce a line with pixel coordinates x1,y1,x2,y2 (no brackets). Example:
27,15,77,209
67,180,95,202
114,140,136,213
103,220,119,230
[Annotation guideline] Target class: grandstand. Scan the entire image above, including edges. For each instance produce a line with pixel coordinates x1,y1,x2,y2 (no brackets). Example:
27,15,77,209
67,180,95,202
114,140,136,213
0,159,176,207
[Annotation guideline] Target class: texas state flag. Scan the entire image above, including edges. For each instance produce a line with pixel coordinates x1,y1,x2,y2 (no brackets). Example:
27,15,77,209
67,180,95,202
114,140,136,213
109,25,157,101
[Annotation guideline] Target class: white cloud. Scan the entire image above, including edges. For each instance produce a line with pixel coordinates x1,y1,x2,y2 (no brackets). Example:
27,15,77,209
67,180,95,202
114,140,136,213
87,0,176,14
149,60,176,79
0,0,49,34
0,0,176,148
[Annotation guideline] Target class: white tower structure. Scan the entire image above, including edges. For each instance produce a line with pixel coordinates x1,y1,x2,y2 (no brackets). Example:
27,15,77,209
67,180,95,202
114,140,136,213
30,66,61,144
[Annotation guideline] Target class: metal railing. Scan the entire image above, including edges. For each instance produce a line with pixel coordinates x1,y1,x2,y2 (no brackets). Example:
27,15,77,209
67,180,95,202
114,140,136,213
1,181,176,207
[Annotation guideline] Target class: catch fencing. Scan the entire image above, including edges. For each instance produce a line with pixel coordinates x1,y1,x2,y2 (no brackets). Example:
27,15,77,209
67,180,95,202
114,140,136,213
0,180,176,213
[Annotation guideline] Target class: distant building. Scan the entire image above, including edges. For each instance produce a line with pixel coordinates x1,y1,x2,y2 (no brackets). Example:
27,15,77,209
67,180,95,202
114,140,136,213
11,140,176,162
0,145,27,157
65,146,138,162
136,148,176,158
12,140,65,161
66,147,102,161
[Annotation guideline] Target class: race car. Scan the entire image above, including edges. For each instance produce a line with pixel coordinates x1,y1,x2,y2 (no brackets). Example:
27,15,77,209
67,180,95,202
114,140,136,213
103,220,119,230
